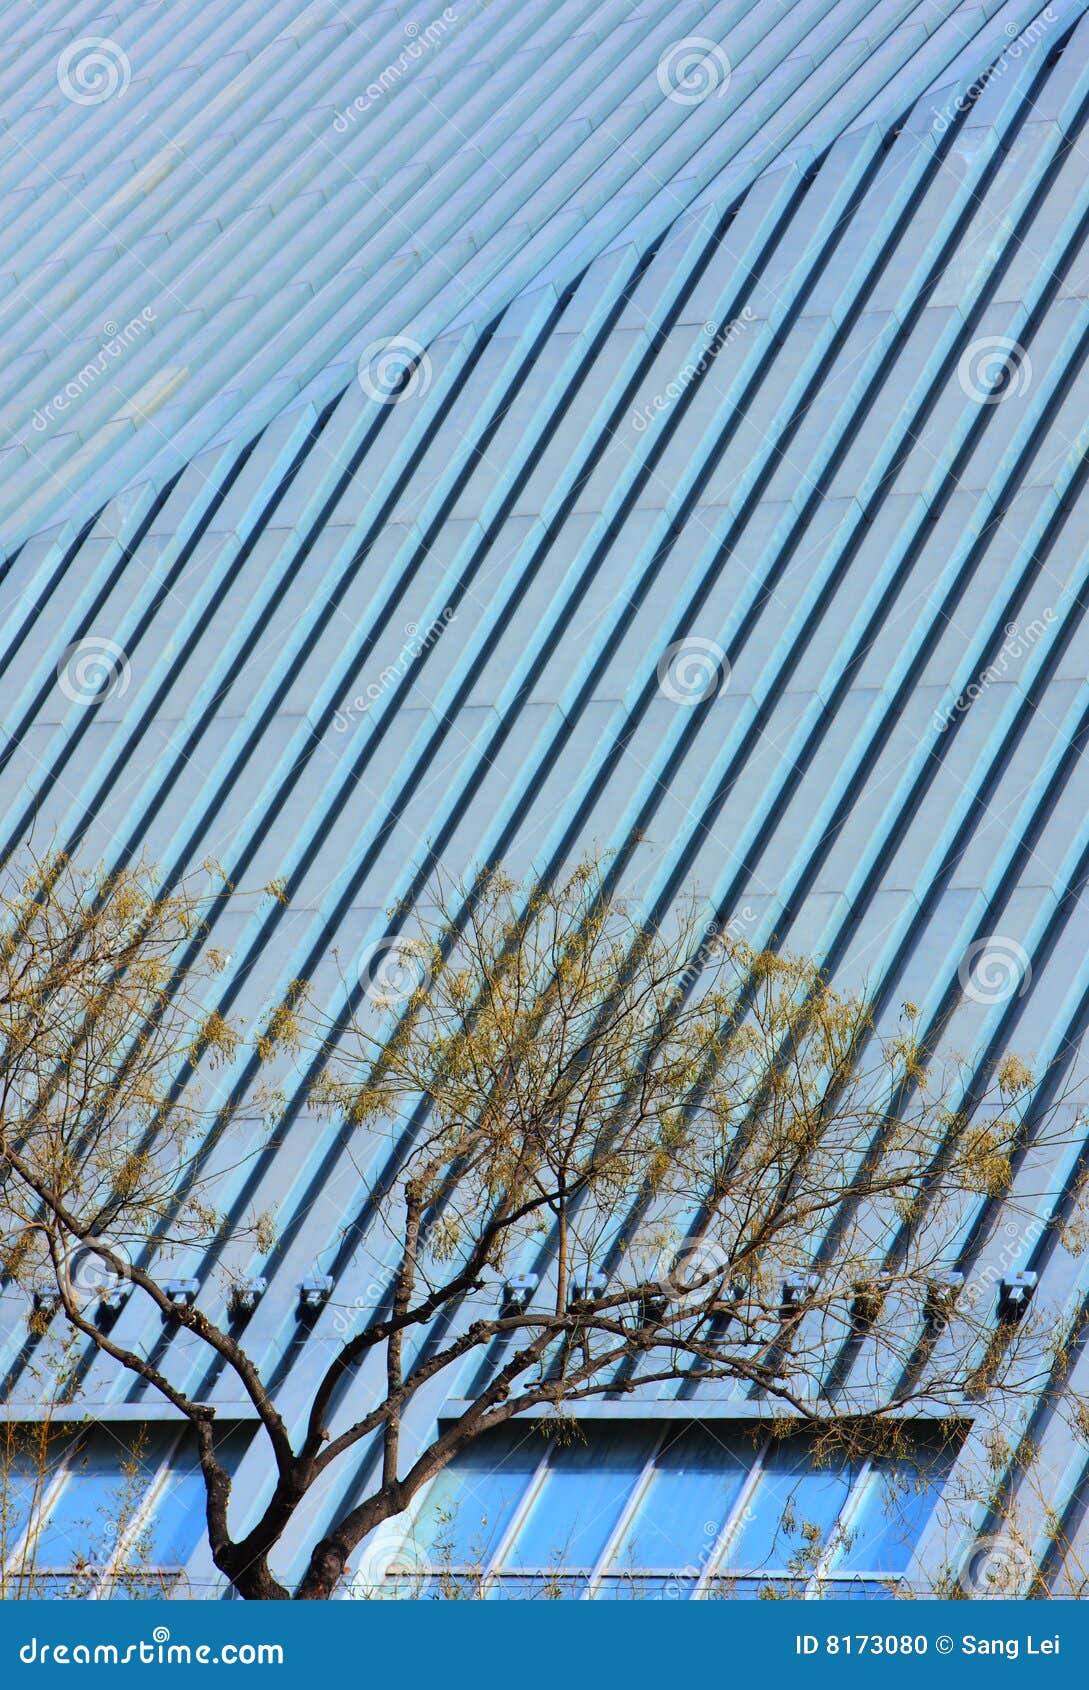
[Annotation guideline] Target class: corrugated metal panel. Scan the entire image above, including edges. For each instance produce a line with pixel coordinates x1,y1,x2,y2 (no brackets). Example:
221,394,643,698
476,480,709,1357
3,0,1089,1596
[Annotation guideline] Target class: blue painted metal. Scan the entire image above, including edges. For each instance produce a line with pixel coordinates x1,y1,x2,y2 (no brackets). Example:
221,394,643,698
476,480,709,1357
2,0,1089,1597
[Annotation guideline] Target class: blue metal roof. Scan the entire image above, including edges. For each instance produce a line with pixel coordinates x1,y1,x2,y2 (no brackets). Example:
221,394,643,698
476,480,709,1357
3,0,1089,1596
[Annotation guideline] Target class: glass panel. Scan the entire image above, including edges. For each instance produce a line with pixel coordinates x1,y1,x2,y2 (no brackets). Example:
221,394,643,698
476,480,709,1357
32,1434,166,1572
142,1428,247,1570
722,1436,858,1578
837,1444,956,1574
607,1426,749,1573
410,1423,953,1592
415,1425,545,1569
0,1434,67,1565
142,1467,209,1570
507,1429,650,1572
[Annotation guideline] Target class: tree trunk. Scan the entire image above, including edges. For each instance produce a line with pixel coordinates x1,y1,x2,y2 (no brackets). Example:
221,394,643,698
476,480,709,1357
218,1550,291,1601
294,1540,347,1600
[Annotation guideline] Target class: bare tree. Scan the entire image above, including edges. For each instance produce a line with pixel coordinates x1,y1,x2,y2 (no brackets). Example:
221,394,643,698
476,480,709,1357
0,850,1082,1598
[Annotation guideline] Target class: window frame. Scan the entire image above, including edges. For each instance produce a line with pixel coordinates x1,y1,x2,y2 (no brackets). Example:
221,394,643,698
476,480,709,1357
400,1418,955,1599
1,1425,194,1598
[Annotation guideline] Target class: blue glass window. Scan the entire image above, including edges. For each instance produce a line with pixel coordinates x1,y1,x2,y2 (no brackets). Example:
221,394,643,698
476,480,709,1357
608,1427,748,1572
142,1467,208,1570
11,1425,250,1597
142,1429,246,1571
836,1443,956,1574
403,1419,957,1595
417,1426,544,1567
32,1435,168,1571
507,1429,651,1571
0,1436,65,1561
723,1436,858,1576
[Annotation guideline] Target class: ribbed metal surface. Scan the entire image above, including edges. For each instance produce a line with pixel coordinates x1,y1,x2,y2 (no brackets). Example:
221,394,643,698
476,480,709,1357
0,0,1043,547
3,0,1089,1595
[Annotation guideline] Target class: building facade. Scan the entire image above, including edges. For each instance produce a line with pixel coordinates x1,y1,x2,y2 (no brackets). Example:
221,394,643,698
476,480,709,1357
2,0,1089,1597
